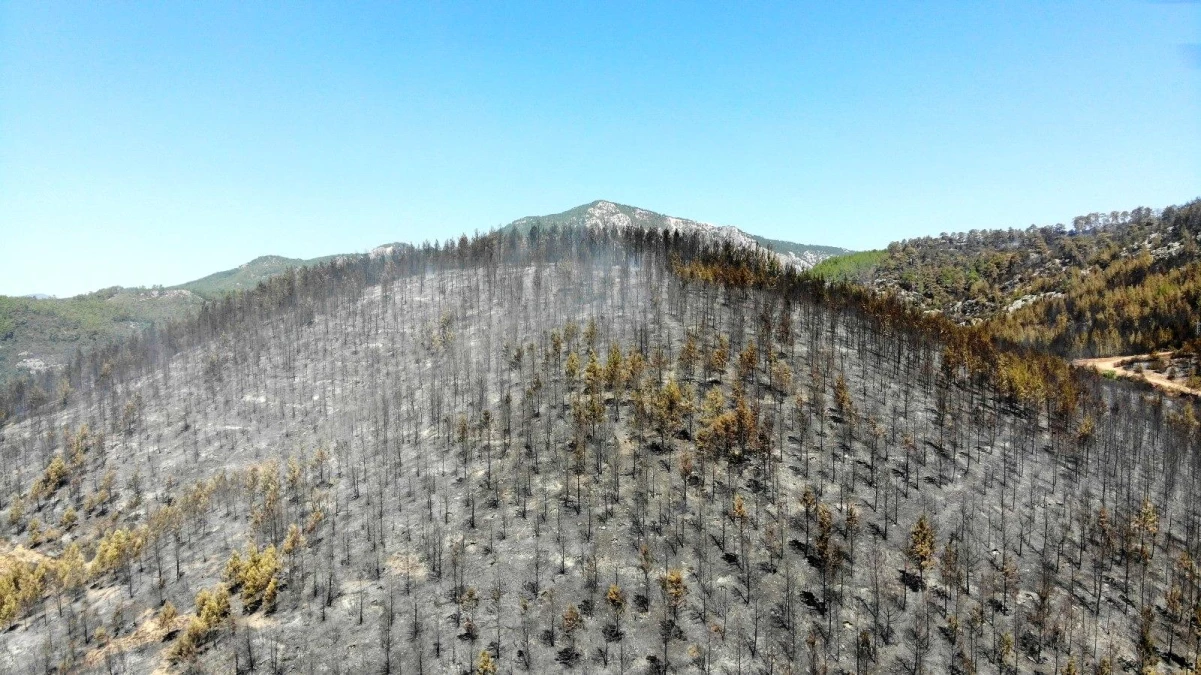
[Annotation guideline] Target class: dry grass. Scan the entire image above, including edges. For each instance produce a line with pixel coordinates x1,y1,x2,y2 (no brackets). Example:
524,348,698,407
82,609,189,670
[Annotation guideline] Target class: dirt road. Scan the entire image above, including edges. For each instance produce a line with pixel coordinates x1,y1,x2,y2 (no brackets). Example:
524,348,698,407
1073,352,1200,397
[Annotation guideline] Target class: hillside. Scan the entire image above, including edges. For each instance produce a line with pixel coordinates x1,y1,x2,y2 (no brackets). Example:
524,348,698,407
0,288,206,388
0,255,350,386
813,199,1201,361
808,250,888,283
1,223,1199,674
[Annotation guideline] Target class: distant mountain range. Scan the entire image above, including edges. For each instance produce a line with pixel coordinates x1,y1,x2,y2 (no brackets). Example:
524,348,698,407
0,202,840,382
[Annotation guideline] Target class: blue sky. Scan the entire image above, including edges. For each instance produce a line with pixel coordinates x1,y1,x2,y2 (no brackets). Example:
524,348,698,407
1,2,1198,297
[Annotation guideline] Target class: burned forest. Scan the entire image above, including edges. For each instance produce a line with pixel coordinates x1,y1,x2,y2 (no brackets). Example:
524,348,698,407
2,226,1201,674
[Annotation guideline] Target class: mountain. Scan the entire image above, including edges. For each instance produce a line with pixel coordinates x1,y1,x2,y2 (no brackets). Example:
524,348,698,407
744,234,852,268
505,200,849,269
173,254,341,299
1,217,1197,674
0,203,842,385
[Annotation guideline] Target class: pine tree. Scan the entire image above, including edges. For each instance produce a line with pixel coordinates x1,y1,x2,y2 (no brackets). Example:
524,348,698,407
907,514,936,585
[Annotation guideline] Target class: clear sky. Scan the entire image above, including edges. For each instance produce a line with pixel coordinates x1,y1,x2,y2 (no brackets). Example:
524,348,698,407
2,2,1199,297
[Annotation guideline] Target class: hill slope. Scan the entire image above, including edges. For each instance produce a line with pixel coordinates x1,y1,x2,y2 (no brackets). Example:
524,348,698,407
816,199,1201,361
1,224,1198,674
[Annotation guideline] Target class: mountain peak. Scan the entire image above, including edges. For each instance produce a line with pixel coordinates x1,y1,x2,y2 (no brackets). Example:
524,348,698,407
506,200,849,269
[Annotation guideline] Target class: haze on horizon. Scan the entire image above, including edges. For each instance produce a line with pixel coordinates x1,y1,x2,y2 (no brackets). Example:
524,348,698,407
1,1,1198,298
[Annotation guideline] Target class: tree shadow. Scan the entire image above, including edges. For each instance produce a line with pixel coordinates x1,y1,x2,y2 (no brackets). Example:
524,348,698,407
898,569,924,593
